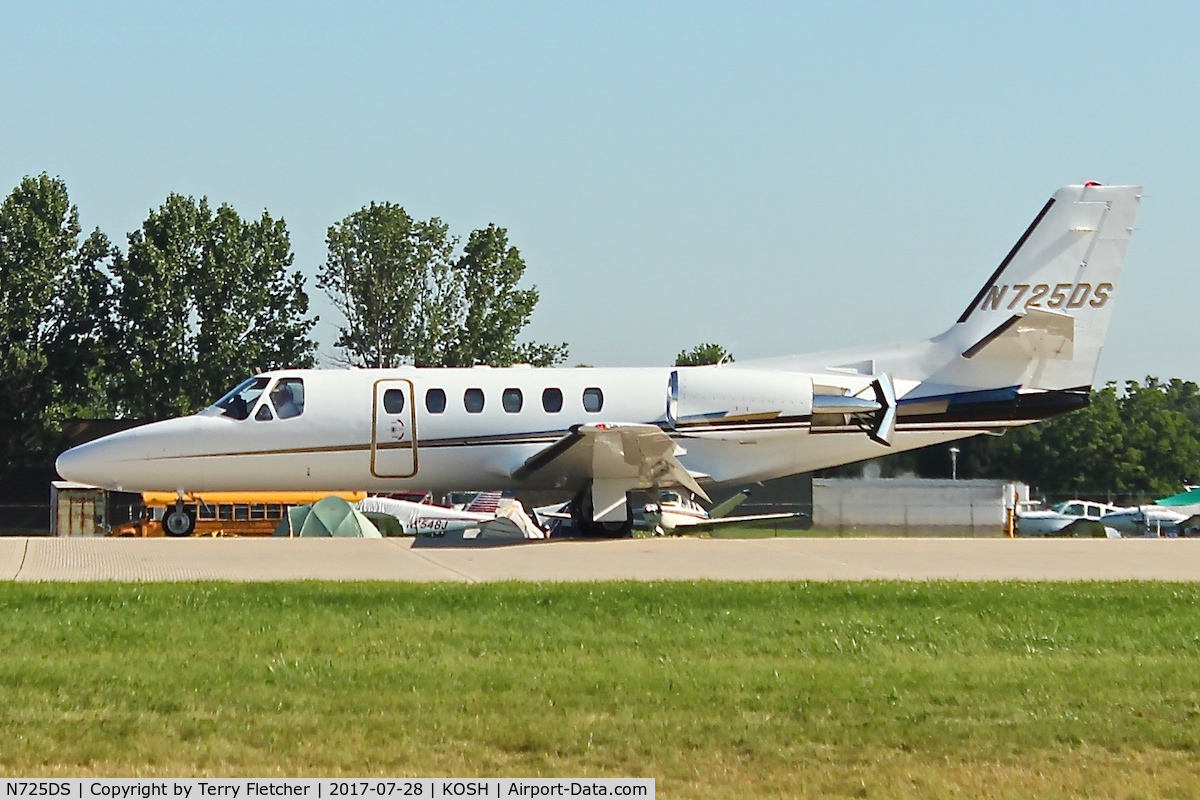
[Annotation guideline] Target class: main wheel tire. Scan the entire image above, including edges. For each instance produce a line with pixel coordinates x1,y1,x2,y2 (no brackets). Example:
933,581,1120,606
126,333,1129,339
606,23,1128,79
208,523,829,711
162,508,196,537
572,490,633,538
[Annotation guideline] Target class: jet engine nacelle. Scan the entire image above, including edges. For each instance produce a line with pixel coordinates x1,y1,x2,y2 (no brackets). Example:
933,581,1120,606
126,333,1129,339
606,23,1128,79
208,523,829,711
667,367,897,445
667,368,813,428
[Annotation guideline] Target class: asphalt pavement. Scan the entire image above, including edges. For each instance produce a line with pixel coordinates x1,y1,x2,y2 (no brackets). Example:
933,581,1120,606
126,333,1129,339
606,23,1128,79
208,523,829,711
2,536,1200,582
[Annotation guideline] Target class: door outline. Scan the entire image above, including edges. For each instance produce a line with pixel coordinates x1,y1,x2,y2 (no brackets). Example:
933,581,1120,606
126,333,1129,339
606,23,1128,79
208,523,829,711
371,379,418,478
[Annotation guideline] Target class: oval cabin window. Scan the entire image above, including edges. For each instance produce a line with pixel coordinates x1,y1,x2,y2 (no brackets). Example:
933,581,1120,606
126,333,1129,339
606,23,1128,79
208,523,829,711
583,387,604,413
464,388,485,414
383,389,406,414
426,388,447,414
542,388,563,413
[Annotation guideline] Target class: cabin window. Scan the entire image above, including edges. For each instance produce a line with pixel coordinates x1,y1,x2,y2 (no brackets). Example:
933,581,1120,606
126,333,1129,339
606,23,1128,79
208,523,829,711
1087,505,1103,518
464,388,485,413
383,389,406,414
215,376,270,420
542,387,563,413
255,404,273,421
426,388,447,414
270,378,305,419
503,388,523,413
1063,503,1084,516
583,387,604,413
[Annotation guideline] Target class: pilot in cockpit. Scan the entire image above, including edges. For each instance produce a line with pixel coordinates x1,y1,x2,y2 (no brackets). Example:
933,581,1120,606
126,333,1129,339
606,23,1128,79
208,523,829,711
270,380,302,419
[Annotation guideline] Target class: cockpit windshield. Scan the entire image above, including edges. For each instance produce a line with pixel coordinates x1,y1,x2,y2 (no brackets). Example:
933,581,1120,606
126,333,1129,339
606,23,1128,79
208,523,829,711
213,377,270,420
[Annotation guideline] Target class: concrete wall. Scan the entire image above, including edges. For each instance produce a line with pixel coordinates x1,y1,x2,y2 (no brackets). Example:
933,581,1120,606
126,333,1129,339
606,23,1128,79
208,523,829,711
813,478,1029,536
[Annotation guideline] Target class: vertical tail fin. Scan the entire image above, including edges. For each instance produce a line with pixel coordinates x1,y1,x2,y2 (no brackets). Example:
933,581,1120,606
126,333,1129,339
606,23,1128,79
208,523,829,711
940,183,1141,391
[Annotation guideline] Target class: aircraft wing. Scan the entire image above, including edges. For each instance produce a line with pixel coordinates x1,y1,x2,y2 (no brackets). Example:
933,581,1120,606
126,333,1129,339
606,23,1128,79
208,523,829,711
677,511,805,532
1031,517,1107,538
513,423,709,503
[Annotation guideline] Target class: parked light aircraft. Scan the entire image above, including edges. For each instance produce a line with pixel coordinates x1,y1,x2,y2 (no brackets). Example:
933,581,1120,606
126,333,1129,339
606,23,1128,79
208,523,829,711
640,490,804,535
537,489,804,536
1015,499,1127,536
57,184,1142,537
1099,506,1200,538
355,491,517,537
358,496,547,539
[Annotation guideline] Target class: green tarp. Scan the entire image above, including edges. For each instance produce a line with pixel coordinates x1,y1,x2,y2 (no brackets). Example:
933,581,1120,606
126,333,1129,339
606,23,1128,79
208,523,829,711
1156,488,1200,507
273,495,383,538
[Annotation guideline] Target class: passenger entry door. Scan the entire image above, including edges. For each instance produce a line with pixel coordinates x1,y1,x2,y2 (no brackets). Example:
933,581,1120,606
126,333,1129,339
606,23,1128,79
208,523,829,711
371,379,417,478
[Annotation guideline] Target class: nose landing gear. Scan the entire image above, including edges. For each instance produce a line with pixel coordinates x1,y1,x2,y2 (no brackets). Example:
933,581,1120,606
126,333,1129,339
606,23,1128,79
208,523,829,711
162,499,196,537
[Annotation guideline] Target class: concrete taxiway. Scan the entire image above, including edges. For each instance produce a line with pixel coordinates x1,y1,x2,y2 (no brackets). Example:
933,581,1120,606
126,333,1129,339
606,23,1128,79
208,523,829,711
2,536,1200,582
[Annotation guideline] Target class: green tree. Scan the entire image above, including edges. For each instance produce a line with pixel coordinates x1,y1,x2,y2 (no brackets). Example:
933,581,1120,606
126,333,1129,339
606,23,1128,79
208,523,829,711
111,195,315,418
318,203,457,369
959,379,1200,499
0,174,116,466
443,224,567,367
319,205,565,368
676,343,734,366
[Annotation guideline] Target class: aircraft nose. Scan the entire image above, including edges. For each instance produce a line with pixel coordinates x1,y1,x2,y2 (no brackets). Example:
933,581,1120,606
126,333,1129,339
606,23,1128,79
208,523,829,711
55,416,225,492
56,439,117,489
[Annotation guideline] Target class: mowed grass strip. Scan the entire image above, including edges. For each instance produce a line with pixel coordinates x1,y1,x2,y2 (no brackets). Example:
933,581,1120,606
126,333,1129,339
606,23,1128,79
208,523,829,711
1,582,1199,797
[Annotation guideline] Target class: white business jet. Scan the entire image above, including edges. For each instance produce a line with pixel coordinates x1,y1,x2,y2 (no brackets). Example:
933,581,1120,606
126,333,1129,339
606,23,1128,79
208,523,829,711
57,184,1142,537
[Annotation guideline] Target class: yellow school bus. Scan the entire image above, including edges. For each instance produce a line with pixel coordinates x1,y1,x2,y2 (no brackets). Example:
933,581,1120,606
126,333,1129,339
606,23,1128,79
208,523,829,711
112,491,367,537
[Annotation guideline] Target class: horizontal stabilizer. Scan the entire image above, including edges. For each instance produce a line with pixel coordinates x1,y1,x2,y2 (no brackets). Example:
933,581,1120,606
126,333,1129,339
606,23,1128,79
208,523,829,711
962,308,1074,362
707,490,750,520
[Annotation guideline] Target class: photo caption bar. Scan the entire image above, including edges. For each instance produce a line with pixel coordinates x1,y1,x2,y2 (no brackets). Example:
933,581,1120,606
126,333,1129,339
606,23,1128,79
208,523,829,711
0,779,653,799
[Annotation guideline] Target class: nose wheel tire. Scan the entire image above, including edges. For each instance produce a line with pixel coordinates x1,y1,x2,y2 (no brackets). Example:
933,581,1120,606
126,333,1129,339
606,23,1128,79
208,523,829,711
163,508,196,537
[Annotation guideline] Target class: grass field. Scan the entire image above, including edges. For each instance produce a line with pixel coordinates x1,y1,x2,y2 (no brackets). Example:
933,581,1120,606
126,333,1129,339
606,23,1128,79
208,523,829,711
2,582,1199,797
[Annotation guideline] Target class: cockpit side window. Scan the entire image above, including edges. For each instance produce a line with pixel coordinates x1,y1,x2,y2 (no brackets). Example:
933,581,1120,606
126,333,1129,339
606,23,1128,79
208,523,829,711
215,377,270,421
270,378,305,419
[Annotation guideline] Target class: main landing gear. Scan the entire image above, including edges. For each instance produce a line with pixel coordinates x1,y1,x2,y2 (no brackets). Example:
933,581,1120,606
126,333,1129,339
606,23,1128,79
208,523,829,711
570,488,634,538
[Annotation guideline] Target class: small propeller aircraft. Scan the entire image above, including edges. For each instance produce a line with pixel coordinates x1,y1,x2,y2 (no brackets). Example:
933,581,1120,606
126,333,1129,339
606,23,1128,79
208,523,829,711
57,184,1142,538
1015,498,1128,536
537,489,804,536
1098,506,1200,538
357,491,545,539
639,490,804,536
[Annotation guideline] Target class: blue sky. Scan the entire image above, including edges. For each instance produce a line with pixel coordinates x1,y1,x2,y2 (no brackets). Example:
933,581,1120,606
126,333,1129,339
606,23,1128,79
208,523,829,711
2,2,1196,385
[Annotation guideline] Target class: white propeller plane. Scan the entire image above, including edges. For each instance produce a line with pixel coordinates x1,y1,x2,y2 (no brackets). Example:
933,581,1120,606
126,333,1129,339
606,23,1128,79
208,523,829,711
57,184,1142,537
536,489,803,536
